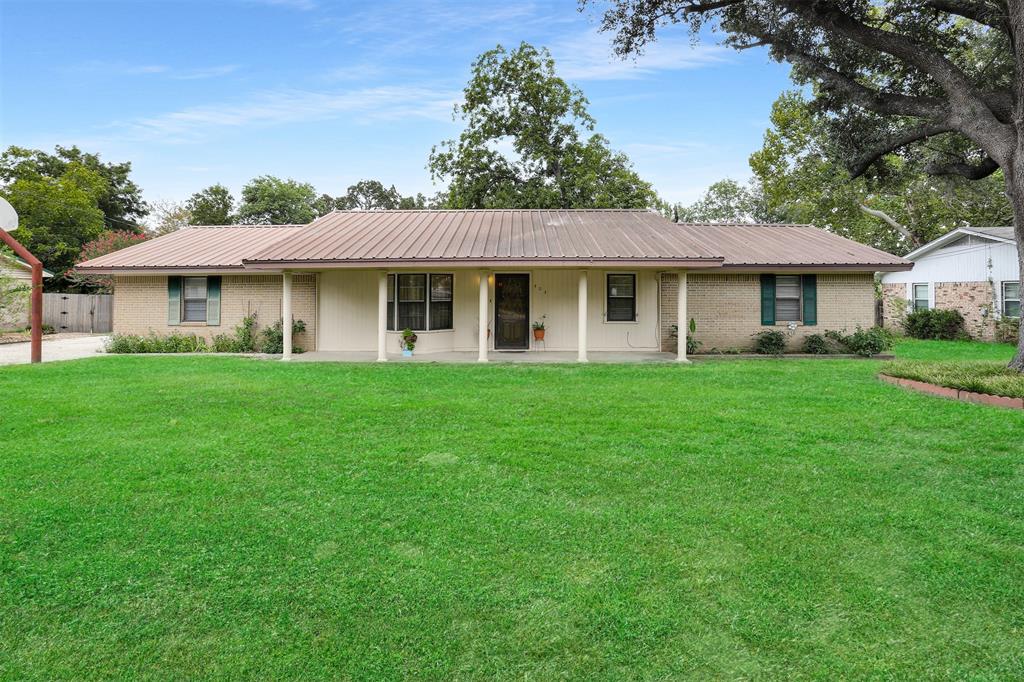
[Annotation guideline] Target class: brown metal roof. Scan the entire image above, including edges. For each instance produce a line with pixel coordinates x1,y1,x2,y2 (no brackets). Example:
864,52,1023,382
75,225,304,271
75,212,911,272
242,210,724,268
670,222,910,270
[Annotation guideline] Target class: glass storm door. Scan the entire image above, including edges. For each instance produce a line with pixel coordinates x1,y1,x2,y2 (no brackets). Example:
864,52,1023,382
494,274,530,350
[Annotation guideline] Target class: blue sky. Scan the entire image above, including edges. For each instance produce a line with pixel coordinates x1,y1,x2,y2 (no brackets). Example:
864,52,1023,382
1,0,793,210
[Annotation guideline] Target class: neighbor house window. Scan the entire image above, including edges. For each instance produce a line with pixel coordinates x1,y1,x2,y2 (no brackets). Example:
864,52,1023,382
606,274,636,322
912,283,930,311
387,273,454,331
429,274,453,330
182,277,208,322
1003,281,1021,318
774,275,801,322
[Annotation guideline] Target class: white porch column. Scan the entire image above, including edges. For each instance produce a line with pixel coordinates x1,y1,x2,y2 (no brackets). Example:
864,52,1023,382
478,271,489,362
281,271,293,361
577,269,588,363
677,270,690,363
377,270,388,362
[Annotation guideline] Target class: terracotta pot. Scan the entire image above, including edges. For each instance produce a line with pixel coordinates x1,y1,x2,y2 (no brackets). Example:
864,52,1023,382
533,328,545,341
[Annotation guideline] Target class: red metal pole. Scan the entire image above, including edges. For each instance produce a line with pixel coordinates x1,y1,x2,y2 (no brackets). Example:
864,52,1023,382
0,228,43,363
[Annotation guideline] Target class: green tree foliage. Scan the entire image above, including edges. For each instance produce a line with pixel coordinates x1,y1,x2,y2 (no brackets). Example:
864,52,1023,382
667,178,776,224
186,184,235,225
0,145,147,230
429,43,656,209
147,200,193,236
748,92,1010,254
313,180,430,215
0,162,107,281
236,176,317,225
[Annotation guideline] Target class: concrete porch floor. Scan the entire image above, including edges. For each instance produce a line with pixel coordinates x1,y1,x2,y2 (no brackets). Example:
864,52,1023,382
292,350,678,363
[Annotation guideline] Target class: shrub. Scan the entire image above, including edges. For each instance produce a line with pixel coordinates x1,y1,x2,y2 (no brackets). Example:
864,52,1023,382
823,327,894,357
903,308,967,340
211,313,259,353
105,332,208,354
995,316,1020,344
802,334,831,355
257,319,306,354
41,324,55,335
670,318,703,354
753,330,787,355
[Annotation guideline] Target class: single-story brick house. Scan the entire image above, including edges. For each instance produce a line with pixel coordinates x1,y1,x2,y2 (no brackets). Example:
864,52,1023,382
880,226,1019,340
76,209,910,360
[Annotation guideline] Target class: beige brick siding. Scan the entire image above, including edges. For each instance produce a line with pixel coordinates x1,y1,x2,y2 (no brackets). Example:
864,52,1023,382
934,281,996,341
881,283,909,332
113,274,317,350
660,272,876,352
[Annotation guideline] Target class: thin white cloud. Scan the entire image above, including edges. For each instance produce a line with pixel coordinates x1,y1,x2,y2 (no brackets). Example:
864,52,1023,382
102,85,460,143
551,30,728,81
64,61,239,80
171,65,241,80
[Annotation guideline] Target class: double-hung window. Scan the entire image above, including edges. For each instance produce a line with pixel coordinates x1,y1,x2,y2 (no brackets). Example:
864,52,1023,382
606,274,636,322
774,275,802,322
1003,281,1021,318
182,277,208,322
912,283,930,311
387,273,454,331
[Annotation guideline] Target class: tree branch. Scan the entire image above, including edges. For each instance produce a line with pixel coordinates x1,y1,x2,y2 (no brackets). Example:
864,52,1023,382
924,156,1001,179
849,123,955,177
924,0,1009,32
858,204,918,245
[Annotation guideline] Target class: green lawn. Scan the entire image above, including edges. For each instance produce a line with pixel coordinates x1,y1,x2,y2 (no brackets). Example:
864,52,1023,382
2,340,1022,679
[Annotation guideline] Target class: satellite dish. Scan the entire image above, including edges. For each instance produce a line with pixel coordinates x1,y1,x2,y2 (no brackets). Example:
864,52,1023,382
0,197,17,231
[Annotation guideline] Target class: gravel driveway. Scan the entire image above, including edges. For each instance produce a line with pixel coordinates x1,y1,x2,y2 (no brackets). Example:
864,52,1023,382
0,334,108,366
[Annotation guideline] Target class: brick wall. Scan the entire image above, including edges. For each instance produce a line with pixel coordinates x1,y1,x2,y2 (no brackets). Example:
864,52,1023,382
881,283,909,332
660,272,876,352
935,281,996,341
113,274,317,350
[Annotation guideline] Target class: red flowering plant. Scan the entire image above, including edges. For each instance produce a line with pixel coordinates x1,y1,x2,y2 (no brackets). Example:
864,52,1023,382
66,230,148,293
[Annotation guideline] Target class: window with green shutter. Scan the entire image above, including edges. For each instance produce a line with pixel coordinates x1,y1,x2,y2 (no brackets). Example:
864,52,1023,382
762,274,816,324
802,274,817,326
167,276,182,326
760,274,776,325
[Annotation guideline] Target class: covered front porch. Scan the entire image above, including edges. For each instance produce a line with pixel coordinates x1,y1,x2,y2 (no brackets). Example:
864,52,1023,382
279,268,694,363
292,349,678,363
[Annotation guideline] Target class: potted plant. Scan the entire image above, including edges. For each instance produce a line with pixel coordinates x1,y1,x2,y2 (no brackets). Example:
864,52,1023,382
532,316,546,341
401,328,417,357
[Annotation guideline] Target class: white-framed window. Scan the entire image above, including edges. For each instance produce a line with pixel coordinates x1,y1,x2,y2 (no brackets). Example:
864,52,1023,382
606,273,636,322
1003,281,1020,318
386,273,454,331
775,274,802,321
912,283,930,312
182,277,208,322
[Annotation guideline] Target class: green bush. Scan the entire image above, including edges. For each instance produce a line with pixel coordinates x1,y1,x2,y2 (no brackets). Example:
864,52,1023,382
995,316,1019,344
823,327,893,357
903,308,967,340
257,319,306,354
753,330,787,355
105,332,208,354
211,313,259,353
802,334,831,354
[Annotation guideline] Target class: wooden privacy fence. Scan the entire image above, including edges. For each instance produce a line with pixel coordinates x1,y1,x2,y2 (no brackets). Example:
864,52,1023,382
43,293,113,333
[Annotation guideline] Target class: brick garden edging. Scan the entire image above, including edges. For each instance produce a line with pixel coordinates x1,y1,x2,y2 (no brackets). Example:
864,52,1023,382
878,373,1024,410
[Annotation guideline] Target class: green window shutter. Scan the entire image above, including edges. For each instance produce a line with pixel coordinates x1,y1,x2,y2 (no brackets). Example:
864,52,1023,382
167,276,181,326
760,274,776,326
802,274,817,326
206,276,222,326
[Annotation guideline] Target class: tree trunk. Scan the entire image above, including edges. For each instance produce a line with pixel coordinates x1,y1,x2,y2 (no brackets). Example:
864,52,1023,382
1008,155,1024,371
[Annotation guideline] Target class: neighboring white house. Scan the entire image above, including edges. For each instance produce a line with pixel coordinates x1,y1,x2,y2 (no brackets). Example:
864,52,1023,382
0,254,52,331
880,226,1019,340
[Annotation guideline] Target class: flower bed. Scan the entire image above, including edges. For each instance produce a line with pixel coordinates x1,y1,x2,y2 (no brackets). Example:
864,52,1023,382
880,360,1024,407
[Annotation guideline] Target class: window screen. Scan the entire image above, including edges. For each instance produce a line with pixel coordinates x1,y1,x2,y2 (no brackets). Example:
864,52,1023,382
775,275,801,322
182,277,207,322
429,274,453,330
607,274,636,322
397,274,427,330
913,283,930,311
1003,281,1020,318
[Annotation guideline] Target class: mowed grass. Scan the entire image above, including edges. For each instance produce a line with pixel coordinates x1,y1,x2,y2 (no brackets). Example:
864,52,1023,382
1,341,1023,679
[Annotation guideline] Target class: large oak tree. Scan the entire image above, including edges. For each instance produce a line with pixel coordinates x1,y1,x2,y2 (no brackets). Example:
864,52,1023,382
585,0,1024,369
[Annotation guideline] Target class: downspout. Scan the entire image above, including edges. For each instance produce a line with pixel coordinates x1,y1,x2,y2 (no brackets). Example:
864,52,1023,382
0,228,42,363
